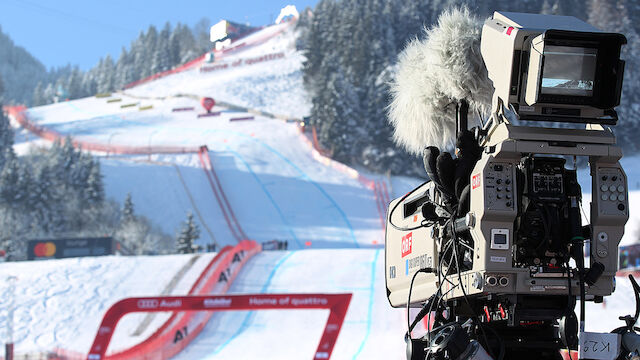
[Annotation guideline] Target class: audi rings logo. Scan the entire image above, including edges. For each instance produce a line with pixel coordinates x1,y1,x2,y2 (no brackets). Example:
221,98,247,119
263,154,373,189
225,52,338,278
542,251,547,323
137,299,159,309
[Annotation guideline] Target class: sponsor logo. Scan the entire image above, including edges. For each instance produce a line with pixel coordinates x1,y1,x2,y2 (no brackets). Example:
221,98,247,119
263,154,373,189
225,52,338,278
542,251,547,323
291,297,329,306
98,326,111,335
137,299,159,309
88,355,101,360
472,174,481,190
232,250,245,263
160,299,182,308
315,352,330,359
389,266,396,279
326,324,339,332
406,254,433,275
401,232,413,258
203,298,232,308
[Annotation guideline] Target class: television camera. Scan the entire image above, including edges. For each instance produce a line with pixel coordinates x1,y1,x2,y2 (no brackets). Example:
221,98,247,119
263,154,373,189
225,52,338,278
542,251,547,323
385,11,634,360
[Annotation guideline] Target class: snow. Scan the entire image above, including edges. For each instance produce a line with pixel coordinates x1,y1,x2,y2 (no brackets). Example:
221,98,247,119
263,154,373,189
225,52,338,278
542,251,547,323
17,78,383,249
0,253,216,354
173,249,407,360
275,6,299,25
127,23,310,119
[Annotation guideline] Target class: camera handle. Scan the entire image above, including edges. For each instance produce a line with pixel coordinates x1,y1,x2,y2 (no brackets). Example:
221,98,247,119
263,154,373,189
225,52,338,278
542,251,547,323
456,99,469,137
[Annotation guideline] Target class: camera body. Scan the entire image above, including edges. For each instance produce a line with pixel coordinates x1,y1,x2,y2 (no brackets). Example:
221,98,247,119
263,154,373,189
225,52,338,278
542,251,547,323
385,12,629,316
386,123,628,307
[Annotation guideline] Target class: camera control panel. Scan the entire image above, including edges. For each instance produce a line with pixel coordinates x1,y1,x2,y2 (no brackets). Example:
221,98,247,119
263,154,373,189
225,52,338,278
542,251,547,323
484,163,515,211
596,167,628,216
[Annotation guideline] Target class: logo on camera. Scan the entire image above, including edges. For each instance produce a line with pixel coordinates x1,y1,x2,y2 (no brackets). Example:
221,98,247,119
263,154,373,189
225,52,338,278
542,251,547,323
472,174,481,190
401,232,413,257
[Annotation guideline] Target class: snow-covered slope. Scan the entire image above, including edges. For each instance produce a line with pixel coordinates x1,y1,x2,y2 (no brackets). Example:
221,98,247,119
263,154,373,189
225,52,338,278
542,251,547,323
0,253,215,354
128,22,309,119
173,249,406,360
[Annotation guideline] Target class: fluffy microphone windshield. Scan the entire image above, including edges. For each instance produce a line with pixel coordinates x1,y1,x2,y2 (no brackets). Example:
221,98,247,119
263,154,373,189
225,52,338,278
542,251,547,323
388,7,493,155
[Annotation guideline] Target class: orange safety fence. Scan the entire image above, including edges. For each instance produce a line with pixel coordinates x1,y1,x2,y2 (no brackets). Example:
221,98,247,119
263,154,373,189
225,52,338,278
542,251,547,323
197,145,249,243
297,123,389,235
3,106,199,155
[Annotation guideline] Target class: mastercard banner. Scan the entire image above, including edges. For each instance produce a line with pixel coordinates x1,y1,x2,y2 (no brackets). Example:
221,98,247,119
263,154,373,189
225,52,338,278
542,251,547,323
27,237,115,260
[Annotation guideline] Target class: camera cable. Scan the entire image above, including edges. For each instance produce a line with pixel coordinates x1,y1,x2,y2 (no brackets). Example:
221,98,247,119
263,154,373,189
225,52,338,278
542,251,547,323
452,230,502,360
406,267,437,335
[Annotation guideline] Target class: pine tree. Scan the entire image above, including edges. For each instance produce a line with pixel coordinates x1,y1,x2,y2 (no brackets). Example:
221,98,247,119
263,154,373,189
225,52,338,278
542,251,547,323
0,155,20,206
85,159,104,204
66,67,84,100
176,212,199,254
0,106,15,170
32,82,44,106
123,192,134,223
97,55,115,93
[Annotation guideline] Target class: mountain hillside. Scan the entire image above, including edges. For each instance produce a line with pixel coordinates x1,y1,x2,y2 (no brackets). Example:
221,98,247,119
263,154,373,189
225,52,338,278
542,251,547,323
0,26,48,105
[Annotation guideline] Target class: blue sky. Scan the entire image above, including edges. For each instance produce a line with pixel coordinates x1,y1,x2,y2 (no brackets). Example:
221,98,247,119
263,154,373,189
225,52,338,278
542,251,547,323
0,0,317,70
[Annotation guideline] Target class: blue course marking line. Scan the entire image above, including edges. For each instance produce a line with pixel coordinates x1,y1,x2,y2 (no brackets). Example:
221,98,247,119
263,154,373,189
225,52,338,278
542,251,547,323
205,251,296,358
205,129,358,247
222,145,302,248
353,249,380,359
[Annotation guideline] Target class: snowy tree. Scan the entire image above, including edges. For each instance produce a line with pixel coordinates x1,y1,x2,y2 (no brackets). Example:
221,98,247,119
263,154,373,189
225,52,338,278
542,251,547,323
96,55,115,93
85,160,104,204
32,82,45,106
66,67,84,99
0,156,20,206
123,192,134,223
176,212,199,254
0,107,15,170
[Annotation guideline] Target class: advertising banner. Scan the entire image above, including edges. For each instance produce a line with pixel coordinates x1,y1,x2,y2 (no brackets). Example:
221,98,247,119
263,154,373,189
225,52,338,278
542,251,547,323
27,238,115,260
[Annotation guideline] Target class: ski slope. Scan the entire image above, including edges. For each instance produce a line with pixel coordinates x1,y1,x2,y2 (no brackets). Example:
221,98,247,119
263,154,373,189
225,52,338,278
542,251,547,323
16,92,386,249
0,253,216,354
128,21,309,119
173,249,407,360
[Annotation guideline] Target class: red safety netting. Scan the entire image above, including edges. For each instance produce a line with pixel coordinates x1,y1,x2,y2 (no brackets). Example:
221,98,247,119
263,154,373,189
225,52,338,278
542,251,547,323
197,146,249,243
123,21,294,90
297,123,390,237
3,106,199,155
122,54,206,90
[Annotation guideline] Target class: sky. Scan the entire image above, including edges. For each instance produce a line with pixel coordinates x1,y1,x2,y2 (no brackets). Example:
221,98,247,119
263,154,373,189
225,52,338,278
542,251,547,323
0,0,317,70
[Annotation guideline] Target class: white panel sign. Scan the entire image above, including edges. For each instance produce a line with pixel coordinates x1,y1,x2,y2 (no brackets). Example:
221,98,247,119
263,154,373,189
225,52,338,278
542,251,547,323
579,332,621,360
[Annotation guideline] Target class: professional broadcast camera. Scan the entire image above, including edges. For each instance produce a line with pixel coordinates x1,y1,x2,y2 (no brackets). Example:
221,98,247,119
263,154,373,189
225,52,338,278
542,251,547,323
385,10,631,360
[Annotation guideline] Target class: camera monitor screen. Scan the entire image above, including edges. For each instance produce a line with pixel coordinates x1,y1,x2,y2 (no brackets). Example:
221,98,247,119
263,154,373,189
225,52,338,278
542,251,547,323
540,46,597,97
